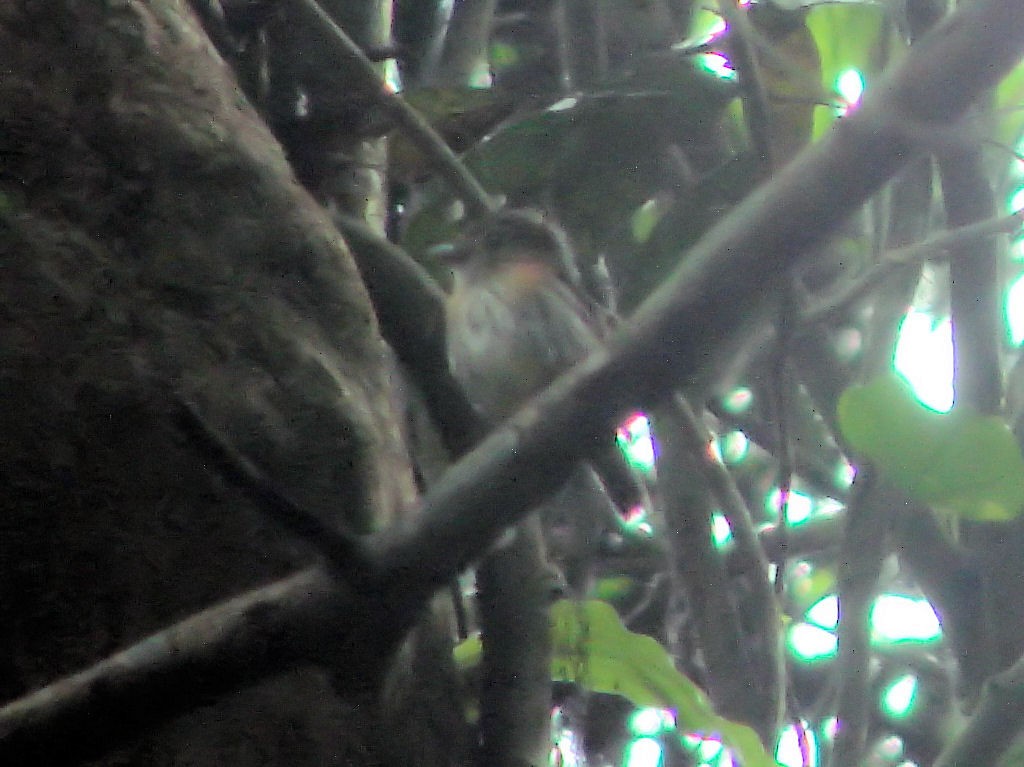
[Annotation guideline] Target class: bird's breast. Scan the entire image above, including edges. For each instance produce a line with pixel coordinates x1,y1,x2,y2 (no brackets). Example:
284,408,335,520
445,268,598,421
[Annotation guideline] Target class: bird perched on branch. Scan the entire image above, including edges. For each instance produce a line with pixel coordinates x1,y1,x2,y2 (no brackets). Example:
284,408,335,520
440,207,634,767
443,208,610,421
441,208,646,562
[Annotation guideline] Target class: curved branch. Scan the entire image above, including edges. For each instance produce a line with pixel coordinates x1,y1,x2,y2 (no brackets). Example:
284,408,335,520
379,0,1024,593
332,211,488,455
934,650,1024,767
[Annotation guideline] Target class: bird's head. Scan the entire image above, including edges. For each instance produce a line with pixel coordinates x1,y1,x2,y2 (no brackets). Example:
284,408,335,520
441,209,583,290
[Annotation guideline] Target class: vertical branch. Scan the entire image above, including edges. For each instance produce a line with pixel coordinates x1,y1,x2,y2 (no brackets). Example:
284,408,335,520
859,158,934,377
656,405,755,735
657,395,783,746
673,394,786,742
554,0,608,92
892,503,991,697
770,291,796,597
830,470,890,767
717,0,774,169
939,143,1002,414
394,0,452,86
830,156,935,766
476,518,554,767
328,1,393,222
436,0,499,86
933,653,1024,767
938,138,1016,702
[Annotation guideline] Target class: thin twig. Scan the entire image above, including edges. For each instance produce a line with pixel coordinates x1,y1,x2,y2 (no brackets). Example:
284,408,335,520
287,0,497,219
801,211,1023,326
717,0,774,168
672,395,776,601
708,399,849,501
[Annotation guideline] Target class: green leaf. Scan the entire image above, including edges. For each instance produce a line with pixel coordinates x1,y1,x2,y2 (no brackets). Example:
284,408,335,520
837,373,1024,521
453,601,778,766
590,575,638,603
805,3,893,138
806,4,889,88
631,198,669,245
453,633,482,671
995,60,1024,152
401,69,735,261
550,599,778,767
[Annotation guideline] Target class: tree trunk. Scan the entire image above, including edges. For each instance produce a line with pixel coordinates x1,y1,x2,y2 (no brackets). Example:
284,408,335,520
0,1,434,763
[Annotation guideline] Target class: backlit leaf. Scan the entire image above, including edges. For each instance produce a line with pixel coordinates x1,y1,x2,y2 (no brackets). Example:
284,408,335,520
837,374,1024,521
550,599,778,767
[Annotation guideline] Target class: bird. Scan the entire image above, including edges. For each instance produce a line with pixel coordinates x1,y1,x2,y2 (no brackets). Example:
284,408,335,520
441,208,647,588
440,208,619,767
442,208,609,422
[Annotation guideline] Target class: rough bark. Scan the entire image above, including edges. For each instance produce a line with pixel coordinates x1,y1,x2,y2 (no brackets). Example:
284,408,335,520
0,0,418,763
